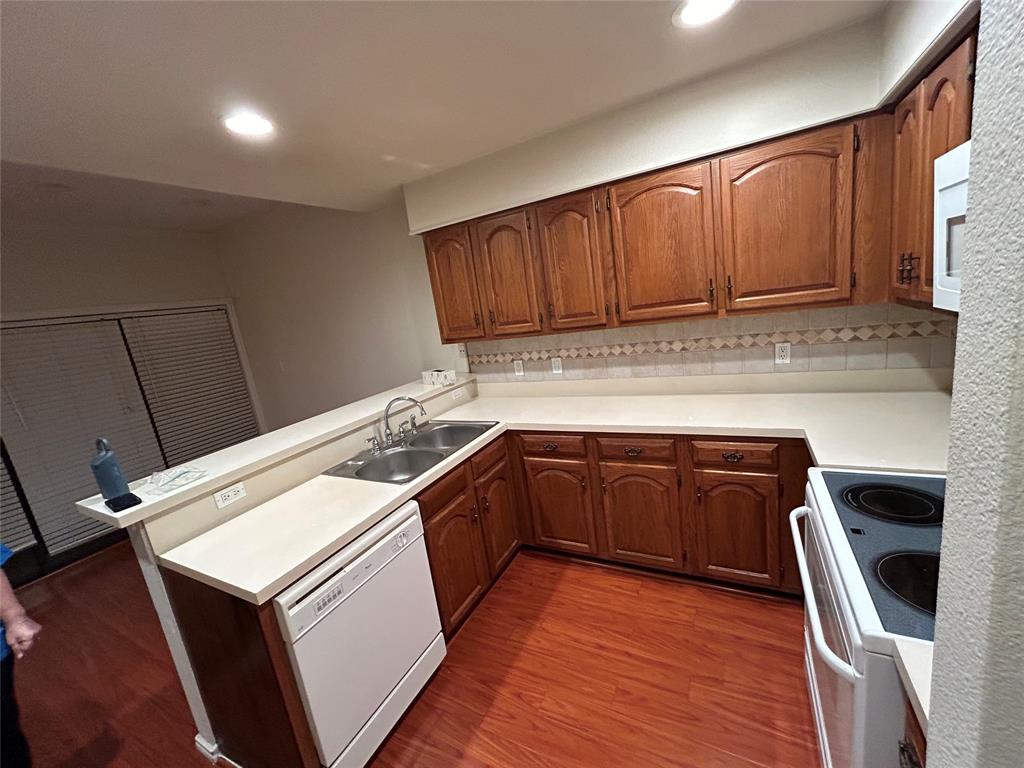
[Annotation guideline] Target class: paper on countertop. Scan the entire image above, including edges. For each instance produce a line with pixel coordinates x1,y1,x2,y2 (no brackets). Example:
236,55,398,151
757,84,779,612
145,466,208,496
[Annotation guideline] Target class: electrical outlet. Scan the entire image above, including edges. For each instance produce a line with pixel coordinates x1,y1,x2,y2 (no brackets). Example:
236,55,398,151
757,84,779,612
213,481,246,509
551,357,563,375
513,359,525,377
774,342,792,365
451,387,465,401
457,344,467,358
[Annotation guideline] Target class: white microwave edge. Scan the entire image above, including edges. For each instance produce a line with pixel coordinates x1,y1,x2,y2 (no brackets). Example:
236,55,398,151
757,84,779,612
933,140,970,312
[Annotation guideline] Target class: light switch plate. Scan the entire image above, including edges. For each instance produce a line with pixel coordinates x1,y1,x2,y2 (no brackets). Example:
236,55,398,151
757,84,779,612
774,342,792,365
213,481,246,509
551,357,563,375
513,359,525,377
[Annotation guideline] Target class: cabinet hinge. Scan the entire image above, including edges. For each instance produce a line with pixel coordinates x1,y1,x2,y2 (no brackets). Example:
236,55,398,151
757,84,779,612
851,270,857,288
677,474,683,489
779,480,785,497
606,191,611,209
780,564,786,578
853,127,861,152
682,548,688,565
604,302,610,318
525,215,531,230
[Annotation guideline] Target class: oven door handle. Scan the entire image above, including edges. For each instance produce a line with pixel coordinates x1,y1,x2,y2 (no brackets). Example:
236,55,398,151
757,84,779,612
790,506,859,684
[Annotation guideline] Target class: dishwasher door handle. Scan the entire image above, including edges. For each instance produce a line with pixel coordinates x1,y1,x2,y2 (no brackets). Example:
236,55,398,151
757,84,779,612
790,506,859,684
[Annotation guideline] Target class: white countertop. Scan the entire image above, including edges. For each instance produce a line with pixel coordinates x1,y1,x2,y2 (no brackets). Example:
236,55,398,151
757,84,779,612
442,390,951,472
158,388,950,604
894,637,933,735
75,377,474,528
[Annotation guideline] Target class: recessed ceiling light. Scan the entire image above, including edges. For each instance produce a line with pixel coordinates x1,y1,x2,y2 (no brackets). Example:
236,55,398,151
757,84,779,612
222,109,274,138
672,0,737,28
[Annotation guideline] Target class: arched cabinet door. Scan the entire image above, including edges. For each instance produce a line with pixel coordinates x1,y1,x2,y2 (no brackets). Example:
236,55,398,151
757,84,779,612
423,224,486,342
423,487,490,636
523,457,597,554
474,456,521,575
598,462,683,571
607,162,719,322
891,87,925,301
692,469,780,588
717,124,854,310
473,209,545,336
535,191,608,330
920,35,975,300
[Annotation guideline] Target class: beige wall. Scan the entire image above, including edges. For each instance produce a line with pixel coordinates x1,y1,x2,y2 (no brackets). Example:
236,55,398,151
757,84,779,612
403,2,977,234
215,198,458,430
0,219,228,315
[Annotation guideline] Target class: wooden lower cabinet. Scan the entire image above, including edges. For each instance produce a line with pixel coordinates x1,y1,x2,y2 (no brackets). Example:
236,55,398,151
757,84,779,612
423,480,491,636
692,469,780,589
598,461,684,570
474,456,521,574
523,456,598,555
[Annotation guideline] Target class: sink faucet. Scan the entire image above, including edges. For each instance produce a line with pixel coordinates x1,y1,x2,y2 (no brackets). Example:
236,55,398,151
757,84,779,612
382,397,427,446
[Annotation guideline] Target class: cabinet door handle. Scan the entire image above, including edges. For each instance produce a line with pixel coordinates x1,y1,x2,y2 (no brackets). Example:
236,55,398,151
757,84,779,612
542,442,558,452
696,487,703,502
896,253,906,284
722,451,744,463
624,447,643,457
473,311,481,328
547,303,554,319
579,476,587,489
601,479,608,493
906,252,919,283
726,275,734,299
471,505,479,523
898,741,923,768
488,309,496,326
482,497,490,512
708,279,715,301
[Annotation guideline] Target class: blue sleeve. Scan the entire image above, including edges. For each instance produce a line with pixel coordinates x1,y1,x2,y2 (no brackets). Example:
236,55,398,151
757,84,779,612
0,543,12,567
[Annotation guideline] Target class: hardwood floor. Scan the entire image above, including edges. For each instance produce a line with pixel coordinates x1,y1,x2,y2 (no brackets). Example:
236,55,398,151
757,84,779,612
11,541,211,768
371,552,819,768
12,542,818,768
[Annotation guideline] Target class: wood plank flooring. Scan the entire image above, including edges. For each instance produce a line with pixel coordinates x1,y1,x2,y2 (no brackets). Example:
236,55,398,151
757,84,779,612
12,542,818,768
11,541,211,768
371,552,819,768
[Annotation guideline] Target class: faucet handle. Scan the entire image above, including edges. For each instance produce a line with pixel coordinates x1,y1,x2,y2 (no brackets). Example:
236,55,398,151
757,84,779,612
365,436,381,455
409,414,419,433
398,420,411,439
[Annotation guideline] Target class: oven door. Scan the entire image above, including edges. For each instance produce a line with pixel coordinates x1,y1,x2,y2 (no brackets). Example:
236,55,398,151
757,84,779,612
791,507,860,768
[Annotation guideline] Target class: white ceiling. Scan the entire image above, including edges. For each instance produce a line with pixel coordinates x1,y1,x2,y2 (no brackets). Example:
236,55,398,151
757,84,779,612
1,1,886,213
1,162,276,232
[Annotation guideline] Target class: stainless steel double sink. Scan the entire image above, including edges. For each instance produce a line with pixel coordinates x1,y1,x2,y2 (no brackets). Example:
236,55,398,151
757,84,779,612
323,421,498,484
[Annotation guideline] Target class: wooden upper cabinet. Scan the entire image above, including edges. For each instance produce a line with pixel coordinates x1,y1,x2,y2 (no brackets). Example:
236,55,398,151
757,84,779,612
523,456,598,555
472,210,545,336
535,191,608,330
607,162,718,323
474,456,521,576
920,35,975,300
423,225,485,343
891,86,926,301
692,469,780,588
717,124,854,311
598,462,684,571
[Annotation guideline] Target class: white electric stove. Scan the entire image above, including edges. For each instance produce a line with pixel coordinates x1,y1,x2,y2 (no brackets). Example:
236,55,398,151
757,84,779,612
791,467,944,768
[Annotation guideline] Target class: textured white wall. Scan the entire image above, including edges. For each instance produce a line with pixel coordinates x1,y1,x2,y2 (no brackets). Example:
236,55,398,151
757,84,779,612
0,219,228,315
215,199,459,430
929,2,1024,766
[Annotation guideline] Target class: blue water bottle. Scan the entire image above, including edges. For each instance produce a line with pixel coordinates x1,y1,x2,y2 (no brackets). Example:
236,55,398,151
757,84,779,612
91,438,140,511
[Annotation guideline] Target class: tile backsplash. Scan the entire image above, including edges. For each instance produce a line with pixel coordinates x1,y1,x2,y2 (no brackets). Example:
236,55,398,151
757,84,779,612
467,304,956,383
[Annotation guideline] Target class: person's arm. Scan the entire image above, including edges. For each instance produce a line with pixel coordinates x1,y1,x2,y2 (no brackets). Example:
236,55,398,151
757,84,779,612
0,567,41,659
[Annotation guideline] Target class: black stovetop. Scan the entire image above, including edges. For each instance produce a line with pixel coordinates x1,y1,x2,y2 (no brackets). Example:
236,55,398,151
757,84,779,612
822,471,945,641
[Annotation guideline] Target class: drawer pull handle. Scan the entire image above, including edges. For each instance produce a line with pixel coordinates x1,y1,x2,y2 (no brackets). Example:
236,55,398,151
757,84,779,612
722,451,744,463
624,447,644,456
542,442,558,452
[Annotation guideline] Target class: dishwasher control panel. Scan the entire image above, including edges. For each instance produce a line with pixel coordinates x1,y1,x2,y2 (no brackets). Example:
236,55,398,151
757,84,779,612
275,502,425,643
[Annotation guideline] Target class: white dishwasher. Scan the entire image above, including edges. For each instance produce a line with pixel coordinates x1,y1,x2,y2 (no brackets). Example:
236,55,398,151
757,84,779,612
274,501,445,768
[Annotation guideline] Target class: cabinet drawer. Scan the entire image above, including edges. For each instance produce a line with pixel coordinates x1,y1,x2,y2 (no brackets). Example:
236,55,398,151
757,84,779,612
690,440,778,469
416,463,470,522
596,436,676,462
520,433,587,457
470,437,506,477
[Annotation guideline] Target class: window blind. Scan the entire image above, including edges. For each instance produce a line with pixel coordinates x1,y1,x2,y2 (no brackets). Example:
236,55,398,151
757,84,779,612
1,321,166,553
1,459,37,553
122,309,259,466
